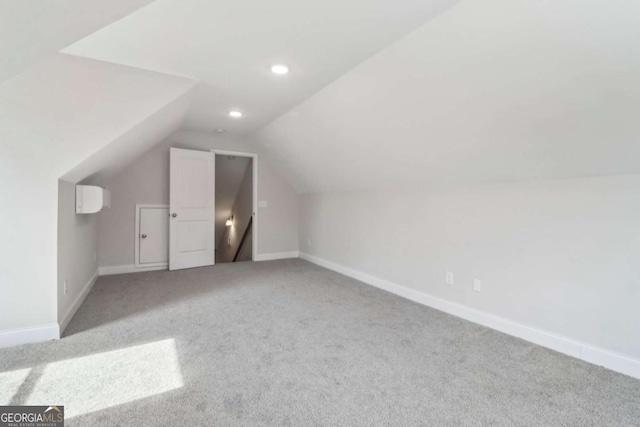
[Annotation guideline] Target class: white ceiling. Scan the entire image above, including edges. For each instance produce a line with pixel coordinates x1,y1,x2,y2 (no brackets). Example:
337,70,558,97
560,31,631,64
3,0,639,193
251,0,640,192
62,0,459,135
0,53,196,184
0,0,154,83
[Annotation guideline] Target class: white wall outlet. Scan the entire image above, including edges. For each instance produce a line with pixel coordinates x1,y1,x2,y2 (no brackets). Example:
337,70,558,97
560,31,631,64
307,238,312,247
473,279,482,292
445,271,454,285
64,280,68,295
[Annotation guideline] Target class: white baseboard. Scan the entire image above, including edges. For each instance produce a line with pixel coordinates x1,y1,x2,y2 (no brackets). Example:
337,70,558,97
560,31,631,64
0,323,60,349
59,269,99,334
254,251,299,261
299,252,640,380
100,256,301,273
99,264,167,276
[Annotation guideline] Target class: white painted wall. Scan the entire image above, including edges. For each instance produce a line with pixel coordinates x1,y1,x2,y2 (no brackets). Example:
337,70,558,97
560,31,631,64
251,0,640,192
0,53,196,342
98,129,298,269
57,181,99,331
299,174,640,361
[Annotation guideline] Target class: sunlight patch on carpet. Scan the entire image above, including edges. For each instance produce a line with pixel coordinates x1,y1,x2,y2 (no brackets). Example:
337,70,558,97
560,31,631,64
0,368,31,404
24,339,183,418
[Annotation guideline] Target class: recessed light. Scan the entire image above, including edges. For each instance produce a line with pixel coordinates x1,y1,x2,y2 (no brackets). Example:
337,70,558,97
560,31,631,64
271,64,289,75
229,110,242,118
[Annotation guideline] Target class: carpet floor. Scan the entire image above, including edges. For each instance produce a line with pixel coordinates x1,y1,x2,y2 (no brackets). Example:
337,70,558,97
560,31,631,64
1,259,639,426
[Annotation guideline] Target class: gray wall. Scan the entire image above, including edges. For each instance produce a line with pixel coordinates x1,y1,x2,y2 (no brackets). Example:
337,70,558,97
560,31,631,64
98,129,298,268
57,180,99,326
298,174,640,360
217,163,253,263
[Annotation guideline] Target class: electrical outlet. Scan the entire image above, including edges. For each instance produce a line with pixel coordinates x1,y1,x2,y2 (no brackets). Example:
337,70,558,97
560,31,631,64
473,279,482,292
93,251,97,263
307,238,312,247
64,280,68,295
445,271,454,285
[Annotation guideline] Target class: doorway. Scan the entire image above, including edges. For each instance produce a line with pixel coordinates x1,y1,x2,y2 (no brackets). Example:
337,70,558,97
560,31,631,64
214,153,255,264
168,148,258,271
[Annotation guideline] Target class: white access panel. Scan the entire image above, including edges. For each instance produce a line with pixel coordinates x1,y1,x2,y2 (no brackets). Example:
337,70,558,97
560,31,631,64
135,205,169,268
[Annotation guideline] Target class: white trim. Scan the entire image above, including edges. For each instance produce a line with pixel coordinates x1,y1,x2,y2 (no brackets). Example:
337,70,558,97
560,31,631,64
99,264,167,276
299,252,640,380
60,269,98,334
0,323,60,349
134,204,169,269
581,346,640,380
212,150,258,261
254,251,299,261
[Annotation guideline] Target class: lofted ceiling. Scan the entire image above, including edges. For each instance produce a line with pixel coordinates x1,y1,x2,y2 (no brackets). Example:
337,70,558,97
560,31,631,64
2,0,639,193
250,0,640,192
0,53,197,184
62,0,459,135
0,0,155,84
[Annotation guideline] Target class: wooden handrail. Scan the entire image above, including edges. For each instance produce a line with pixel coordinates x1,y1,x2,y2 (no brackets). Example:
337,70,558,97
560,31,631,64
233,216,253,262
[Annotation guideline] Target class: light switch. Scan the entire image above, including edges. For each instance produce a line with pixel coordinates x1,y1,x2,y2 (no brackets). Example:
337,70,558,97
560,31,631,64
258,200,268,208
445,271,454,285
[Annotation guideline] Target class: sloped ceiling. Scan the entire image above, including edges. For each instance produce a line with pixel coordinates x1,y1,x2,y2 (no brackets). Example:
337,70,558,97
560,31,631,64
61,89,195,185
0,53,197,184
62,0,459,135
0,0,155,83
3,0,639,195
250,0,640,193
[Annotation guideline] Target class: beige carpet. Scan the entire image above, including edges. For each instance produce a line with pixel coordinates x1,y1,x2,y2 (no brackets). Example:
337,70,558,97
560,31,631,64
0,259,639,426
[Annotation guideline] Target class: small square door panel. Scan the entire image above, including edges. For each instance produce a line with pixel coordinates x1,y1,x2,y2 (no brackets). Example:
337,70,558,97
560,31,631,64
177,220,208,253
139,207,169,264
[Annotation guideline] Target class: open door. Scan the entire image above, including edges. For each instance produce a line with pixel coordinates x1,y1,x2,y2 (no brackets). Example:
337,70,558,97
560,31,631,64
169,148,215,271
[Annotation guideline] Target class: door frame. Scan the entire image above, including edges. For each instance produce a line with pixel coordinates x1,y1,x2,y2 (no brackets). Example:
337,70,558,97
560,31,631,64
135,203,169,270
211,150,258,261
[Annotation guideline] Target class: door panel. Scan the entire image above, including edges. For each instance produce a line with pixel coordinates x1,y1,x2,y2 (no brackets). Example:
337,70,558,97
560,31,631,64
178,158,208,207
139,207,169,264
169,148,215,270
177,221,208,252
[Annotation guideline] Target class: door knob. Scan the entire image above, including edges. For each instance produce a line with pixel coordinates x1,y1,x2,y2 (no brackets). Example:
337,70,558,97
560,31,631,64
141,234,147,239
171,213,177,218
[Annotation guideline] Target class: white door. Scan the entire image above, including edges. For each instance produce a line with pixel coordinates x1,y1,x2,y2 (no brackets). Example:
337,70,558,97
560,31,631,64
138,206,169,267
169,148,215,270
